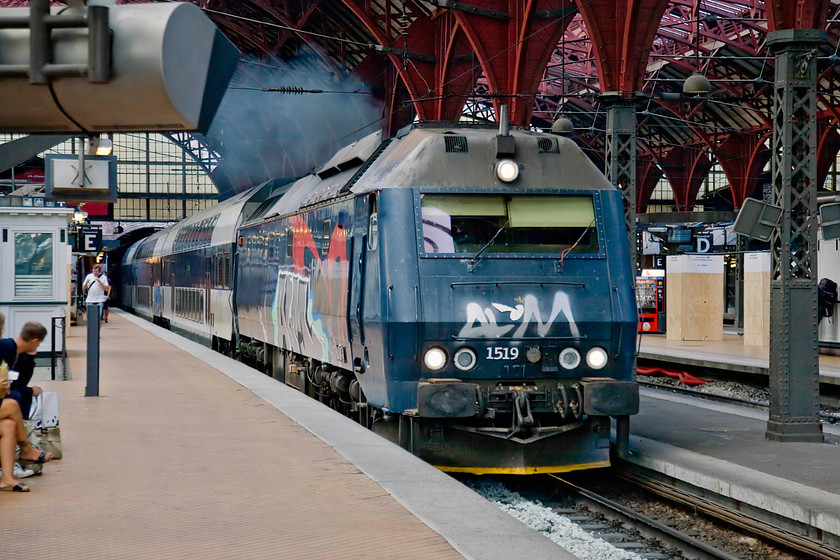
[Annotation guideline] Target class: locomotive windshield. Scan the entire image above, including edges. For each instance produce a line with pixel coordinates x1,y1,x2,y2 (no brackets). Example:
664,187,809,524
420,194,598,255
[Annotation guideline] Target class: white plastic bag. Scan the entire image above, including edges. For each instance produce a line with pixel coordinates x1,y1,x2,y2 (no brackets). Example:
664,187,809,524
29,391,60,428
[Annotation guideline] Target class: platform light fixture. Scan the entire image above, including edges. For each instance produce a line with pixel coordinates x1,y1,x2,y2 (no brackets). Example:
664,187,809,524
551,11,574,135
683,72,712,95
87,134,113,156
95,137,113,156
683,3,712,96
551,116,574,134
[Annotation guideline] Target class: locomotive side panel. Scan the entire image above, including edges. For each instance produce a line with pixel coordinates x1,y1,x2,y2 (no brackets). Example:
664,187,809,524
354,194,388,405
374,188,422,411
238,198,361,372
597,189,638,377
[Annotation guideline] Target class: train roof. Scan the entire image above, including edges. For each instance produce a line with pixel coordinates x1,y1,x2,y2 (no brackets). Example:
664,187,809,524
125,178,291,260
256,124,614,221
356,124,614,193
126,125,616,255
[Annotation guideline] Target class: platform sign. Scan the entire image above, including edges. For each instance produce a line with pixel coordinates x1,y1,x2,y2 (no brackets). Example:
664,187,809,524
75,226,103,253
733,197,782,241
820,203,840,241
45,154,117,203
695,234,713,253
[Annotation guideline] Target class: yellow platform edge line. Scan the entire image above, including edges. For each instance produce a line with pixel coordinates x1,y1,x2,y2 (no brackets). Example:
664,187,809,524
435,460,611,475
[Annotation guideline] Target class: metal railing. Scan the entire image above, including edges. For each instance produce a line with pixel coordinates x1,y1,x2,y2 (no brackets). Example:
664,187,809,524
50,315,68,380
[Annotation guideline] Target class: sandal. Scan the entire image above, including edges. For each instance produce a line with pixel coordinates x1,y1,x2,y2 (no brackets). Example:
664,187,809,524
0,482,30,492
20,451,52,465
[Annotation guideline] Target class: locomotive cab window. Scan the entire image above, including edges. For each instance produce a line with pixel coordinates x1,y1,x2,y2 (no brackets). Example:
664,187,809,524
420,194,598,255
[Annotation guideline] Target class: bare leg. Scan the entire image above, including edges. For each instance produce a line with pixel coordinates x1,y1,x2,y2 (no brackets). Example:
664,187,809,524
0,398,27,442
0,418,25,490
0,399,51,463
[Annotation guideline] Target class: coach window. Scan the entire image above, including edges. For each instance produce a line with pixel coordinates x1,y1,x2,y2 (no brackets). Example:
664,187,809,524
368,214,378,251
14,232,53,298
322,220,331,255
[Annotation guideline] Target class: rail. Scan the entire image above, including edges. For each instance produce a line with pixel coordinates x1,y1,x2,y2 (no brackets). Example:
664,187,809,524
614,467,840,560
549,473,741,560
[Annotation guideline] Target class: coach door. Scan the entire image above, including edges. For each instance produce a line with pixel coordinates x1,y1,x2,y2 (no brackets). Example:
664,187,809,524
205,256,212,325
349,197,367,347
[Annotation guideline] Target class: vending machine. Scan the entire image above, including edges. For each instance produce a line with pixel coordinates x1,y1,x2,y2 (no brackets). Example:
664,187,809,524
637,269,665,333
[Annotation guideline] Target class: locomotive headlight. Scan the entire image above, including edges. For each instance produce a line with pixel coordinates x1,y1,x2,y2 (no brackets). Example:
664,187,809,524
424,347,448,371
586,347,609,369
495,159,520,182
558,347,581,370
453,348,477,371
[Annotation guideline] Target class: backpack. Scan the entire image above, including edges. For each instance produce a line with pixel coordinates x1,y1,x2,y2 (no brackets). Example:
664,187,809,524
818,278,838,321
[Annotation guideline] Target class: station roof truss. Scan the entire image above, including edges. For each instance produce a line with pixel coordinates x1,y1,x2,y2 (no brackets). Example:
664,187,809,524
3,0,840,211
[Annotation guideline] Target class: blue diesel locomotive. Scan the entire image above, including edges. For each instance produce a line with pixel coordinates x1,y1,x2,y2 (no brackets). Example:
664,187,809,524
122,121,639,474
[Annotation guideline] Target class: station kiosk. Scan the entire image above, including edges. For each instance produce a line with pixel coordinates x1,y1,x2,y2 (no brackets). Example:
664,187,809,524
0,197,73,353
637,269,665,333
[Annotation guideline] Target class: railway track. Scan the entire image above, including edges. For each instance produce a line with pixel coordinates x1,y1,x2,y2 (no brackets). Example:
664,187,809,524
544,474,744,560
611,467,840,560
485,465,840,560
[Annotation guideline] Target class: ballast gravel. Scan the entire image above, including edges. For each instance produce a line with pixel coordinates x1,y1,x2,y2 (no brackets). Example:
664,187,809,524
467,479,644,560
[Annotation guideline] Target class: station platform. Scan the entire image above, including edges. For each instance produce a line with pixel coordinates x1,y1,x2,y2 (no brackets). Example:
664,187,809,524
9,313,840,558
626,388,840,543
1,311,575,560
638,331,840,385
630,331,840,544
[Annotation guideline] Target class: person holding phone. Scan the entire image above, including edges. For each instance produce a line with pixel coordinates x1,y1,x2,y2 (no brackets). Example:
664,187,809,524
83,264,110,322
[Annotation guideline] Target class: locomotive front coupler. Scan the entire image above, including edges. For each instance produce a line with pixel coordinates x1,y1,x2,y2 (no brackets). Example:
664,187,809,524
509,390,534,438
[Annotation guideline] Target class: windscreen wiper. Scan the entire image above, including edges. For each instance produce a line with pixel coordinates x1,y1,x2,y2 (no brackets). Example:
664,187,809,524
468,219,510,272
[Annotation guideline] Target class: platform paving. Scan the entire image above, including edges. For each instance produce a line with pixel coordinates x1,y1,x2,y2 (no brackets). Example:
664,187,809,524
638,331,840,384
1,311,577,560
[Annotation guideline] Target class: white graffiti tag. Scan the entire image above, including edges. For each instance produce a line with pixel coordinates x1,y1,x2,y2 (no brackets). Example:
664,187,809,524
459,303,516,338
458,292,580,339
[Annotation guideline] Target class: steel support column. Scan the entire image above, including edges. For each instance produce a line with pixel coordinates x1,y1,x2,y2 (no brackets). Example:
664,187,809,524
602,94,637,269
766,29,825,443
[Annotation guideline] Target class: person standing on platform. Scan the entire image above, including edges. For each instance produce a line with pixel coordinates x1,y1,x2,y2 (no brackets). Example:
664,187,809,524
83,264,110,322
100,269,113,323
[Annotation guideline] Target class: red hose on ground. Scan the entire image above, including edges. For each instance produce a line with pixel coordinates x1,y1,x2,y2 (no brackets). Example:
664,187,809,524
637,365,709,386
